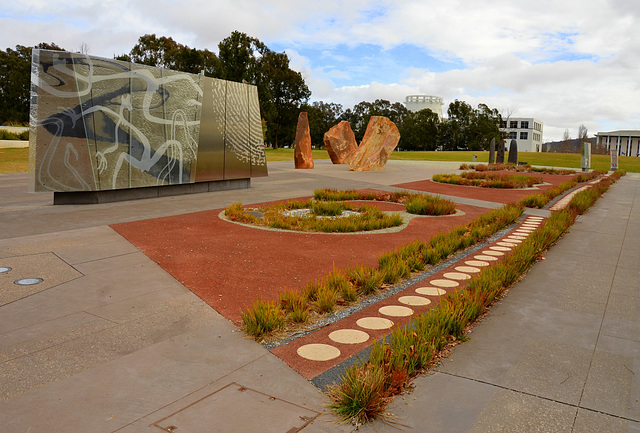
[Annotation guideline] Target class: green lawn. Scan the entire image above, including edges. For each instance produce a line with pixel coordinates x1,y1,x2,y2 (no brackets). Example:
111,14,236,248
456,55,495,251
265,148,640,173
4,147,638,174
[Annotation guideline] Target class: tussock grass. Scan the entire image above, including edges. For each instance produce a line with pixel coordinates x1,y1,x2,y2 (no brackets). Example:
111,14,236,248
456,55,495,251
241,299,285,339
405,194,456,216
433,172,542,188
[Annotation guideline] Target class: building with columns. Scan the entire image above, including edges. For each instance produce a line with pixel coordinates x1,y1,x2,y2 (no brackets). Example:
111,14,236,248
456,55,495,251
595,131,640,156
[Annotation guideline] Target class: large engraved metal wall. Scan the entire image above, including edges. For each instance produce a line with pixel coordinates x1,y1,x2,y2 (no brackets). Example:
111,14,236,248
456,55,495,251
29,49,267,192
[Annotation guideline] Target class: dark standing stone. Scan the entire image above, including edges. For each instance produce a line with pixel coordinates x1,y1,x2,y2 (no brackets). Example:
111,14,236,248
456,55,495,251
489,138,495,164
496,139,505,163
508,139,518,164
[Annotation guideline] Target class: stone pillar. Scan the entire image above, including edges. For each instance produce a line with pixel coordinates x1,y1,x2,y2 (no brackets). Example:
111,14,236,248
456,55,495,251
581,142,591,172
489,138,495,164
508,140,518,164
294,112,314,169
496,139,505,164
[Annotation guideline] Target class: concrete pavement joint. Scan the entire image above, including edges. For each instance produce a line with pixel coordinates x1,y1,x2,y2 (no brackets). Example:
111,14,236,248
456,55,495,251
438,370,640,425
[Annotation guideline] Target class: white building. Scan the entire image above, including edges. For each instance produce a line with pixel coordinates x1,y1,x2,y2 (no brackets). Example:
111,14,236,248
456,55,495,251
404,95,444,119
499,118,544,152
595,130,640,157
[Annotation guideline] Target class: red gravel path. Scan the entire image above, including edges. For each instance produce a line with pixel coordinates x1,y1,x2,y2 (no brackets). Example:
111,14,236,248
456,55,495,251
111,194,487,325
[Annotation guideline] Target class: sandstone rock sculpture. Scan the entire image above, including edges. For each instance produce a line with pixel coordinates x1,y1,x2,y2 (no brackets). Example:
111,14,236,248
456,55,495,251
349,116,400,171
508,139,518,164
496,139,505,164
294,112,314,169
489,138,495,164
324,121,359,164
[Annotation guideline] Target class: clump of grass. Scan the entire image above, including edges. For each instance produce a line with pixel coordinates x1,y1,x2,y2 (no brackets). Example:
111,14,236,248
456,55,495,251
327,363,390,423
405,194,456,216
315,283,338,313
378,251,411,284
346,265,383,296
433,172,541,188
310,200,349,216
241,299,285,339
279,288,308,323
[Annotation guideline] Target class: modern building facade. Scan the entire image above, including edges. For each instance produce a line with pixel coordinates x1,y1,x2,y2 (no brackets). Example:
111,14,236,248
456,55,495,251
499,118,544,152
595,130,640,156
404,95,444,119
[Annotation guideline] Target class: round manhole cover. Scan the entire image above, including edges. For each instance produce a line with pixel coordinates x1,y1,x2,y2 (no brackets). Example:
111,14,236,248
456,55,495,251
14,278,44,286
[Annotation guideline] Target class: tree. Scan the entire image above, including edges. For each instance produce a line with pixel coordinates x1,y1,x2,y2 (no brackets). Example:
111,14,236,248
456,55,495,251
0,42,64,125
344,99,409,142
399,109,440,150
437,100,500,151
301,101,343,148
215,32,310,148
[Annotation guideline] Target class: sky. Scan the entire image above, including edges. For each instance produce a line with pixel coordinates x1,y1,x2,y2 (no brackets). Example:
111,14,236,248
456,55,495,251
2,0,639,142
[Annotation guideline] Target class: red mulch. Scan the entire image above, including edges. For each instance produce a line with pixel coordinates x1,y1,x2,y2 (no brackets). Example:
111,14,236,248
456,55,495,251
111,194,488,325
393,172,573,203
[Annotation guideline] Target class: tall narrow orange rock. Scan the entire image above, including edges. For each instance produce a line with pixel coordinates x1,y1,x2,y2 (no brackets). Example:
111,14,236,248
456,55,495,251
294,112,314,169
324,121,359,164
349,116,400,171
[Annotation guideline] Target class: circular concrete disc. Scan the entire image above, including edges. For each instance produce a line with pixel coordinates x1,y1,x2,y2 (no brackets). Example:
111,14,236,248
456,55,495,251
379,305,414,317
398,295,432,306
329,329,370,344
430,279,460,288
455,266,481,273
509,235,527,240
490,246,511,251
483,250,504,256
415,286,447,296
443,272,471,280
497,241,518,247
474,255,498,261
356,317,394,330
505,237,523,243
297,343,341,361
466,260,490,267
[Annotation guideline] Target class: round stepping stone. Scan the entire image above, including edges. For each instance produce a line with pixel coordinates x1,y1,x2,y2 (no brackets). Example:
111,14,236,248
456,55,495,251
356,317,394,330
522,225,539,230
465,260,490,267
483,250,504,256
526,217,543,221
474,255,497,262
455,266,481,273
514,231,531,236
506,236,525,241
329,329,370,344
490,246,511,252
443,272,471,280
523,220,540,225
430,279,459,288
398,296,432,306
497,241,518,247
518,227,535,231
297,343,341,361
379,305,414,317
415,287,447,296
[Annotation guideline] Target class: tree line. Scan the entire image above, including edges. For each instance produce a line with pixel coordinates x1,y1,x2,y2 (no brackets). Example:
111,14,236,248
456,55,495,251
303,99,502,151
1,32,501,151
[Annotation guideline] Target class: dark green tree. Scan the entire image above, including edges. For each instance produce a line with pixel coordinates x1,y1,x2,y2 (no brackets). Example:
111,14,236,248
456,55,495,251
344,99,409,141
0,42,64,125
438,100,500,151
399,109,440,150
301,101,343,148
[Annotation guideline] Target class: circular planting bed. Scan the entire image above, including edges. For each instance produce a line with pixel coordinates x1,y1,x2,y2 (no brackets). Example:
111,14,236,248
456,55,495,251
223,189,459,234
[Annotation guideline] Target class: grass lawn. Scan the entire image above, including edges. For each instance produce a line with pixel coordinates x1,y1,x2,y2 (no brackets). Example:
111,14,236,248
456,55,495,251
4,147,638,173
265,148,640,173
0,148,29,173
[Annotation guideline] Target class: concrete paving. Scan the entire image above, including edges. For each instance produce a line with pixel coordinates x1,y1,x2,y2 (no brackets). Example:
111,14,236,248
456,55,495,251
0,161,638,432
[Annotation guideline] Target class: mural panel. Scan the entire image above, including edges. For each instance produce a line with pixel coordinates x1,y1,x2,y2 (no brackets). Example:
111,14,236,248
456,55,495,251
29,50,267,193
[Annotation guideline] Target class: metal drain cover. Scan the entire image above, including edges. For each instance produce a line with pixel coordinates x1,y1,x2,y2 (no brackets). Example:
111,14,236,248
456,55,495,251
152,383,319,433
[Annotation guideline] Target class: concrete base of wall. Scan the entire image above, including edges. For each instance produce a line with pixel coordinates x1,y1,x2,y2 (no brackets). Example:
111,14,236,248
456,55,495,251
53,178,251,205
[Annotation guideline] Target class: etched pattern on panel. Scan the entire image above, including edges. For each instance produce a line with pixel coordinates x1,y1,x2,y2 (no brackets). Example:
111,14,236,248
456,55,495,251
224,81,251,179
247,85,267,177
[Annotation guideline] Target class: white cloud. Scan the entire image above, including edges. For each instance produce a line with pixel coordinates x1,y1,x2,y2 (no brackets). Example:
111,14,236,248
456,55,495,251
2,0,640,141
